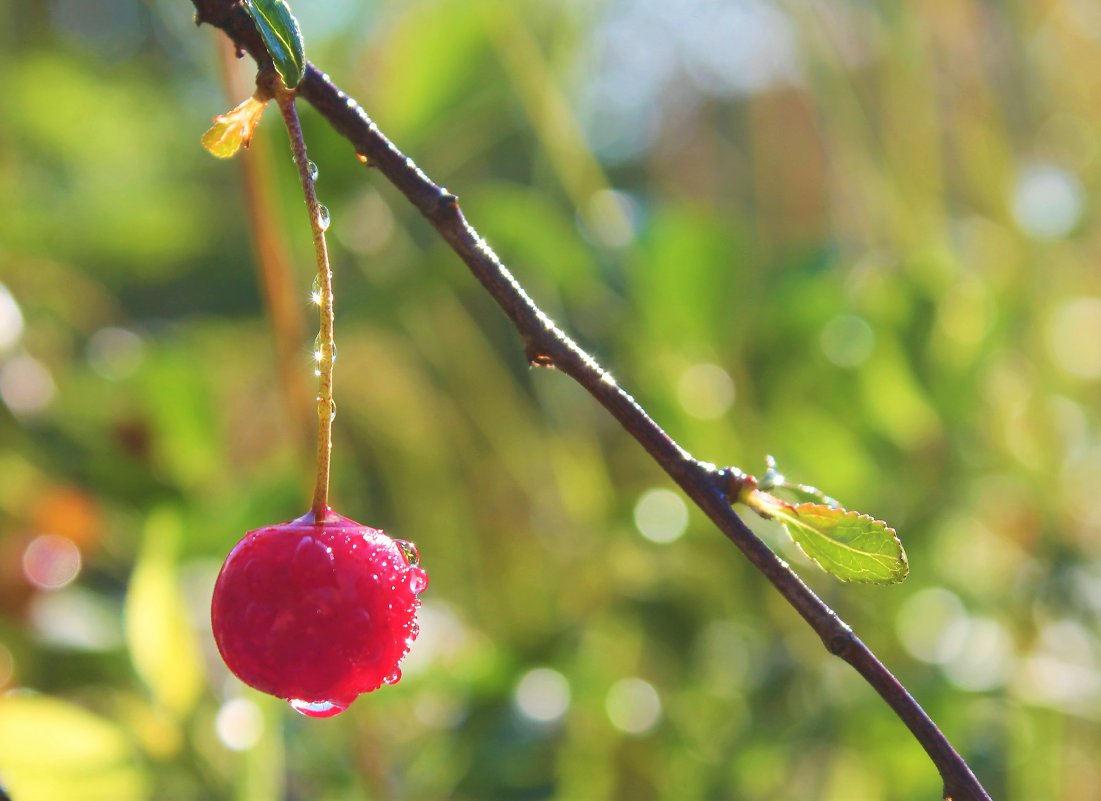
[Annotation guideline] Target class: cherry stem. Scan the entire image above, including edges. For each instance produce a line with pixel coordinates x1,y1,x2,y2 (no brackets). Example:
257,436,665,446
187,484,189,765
275,83,335,521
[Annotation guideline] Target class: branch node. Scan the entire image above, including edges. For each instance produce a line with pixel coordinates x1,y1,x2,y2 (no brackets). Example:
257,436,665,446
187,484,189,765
715,466,755,503
432,189,460,219
524,340,556,369
827,629,855,657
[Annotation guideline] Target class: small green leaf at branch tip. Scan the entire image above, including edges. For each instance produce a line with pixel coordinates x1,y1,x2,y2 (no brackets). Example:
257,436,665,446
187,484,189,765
244,0,306,89
770,501,909,585
741,490,907,584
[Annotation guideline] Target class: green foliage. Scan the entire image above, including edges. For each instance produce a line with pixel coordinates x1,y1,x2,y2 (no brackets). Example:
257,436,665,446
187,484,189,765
766,501,907,585
244,0,306,89
745,457,907,584
0,1,1097,799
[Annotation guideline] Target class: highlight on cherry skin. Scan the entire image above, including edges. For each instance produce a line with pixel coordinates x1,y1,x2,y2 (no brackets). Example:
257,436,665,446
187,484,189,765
210,508,428,718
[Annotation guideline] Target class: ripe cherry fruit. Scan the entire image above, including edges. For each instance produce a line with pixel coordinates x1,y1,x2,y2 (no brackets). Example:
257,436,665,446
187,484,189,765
211,509,428,717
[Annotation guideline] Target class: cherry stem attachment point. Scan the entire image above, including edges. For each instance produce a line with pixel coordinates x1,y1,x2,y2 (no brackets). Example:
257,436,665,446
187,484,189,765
274,82,335,521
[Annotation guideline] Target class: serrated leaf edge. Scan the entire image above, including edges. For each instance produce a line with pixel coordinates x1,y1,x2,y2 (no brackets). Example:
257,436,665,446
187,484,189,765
773,503,909,584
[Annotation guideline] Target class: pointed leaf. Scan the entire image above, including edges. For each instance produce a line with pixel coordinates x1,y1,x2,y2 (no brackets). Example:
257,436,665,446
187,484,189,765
244,0,306,89
772,503,908,584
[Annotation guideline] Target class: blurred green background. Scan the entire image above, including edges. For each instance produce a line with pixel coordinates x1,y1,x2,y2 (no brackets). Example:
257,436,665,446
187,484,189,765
1,0,1100,798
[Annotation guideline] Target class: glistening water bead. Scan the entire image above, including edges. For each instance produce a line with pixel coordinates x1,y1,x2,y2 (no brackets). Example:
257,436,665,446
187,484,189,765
317,205,331,232
313,334,337,364
211,510,428,718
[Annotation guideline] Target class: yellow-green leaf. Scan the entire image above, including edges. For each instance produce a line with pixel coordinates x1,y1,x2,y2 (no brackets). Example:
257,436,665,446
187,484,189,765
772,503,909,584
200,96,268,159
124,508,204,717
0,695,147,801
244,0,306,89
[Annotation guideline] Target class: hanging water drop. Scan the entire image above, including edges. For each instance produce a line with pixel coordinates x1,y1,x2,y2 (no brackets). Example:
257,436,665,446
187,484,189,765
395,539,420,568
409,566,429,594
307,160,318,182
317,205,331,232
382,669,402,686
310,273,322,305
289,698,348,718
329,399,336,423
313,333,323,364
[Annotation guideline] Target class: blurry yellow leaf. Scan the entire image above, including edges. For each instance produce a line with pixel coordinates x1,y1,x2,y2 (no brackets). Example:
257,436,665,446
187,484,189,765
201,96,268,159
0,694,147,801
124,507,204,717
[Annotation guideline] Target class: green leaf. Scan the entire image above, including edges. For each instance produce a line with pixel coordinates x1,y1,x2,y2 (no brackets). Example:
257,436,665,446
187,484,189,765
771,503,909,584
244,0,306,89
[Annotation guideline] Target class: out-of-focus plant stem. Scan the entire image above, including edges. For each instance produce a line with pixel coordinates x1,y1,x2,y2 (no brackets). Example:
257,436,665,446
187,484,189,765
216,40,313,459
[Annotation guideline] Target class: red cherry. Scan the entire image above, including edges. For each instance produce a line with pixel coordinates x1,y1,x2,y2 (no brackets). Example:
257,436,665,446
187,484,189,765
211,509,428,717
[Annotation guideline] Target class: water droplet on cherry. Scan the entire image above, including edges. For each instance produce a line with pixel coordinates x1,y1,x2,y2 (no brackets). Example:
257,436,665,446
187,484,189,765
409,567,428,594
395,539,420,567
289,698,348,718
382,669,402,686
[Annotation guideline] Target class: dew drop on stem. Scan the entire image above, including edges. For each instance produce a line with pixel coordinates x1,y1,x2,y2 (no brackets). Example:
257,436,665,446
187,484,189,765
310,273,322,305
307,160,318,182
312,335,336,364
317,205,331,232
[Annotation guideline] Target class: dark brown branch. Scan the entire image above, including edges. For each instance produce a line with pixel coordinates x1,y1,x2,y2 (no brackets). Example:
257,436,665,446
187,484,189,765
191,3,993,798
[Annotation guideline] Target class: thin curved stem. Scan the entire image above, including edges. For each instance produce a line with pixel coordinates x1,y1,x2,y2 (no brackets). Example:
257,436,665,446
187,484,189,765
190,4,993,798
273,83,335,521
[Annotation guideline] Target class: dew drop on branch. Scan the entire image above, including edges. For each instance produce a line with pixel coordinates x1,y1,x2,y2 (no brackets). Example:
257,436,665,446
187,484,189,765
317,205,331,232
